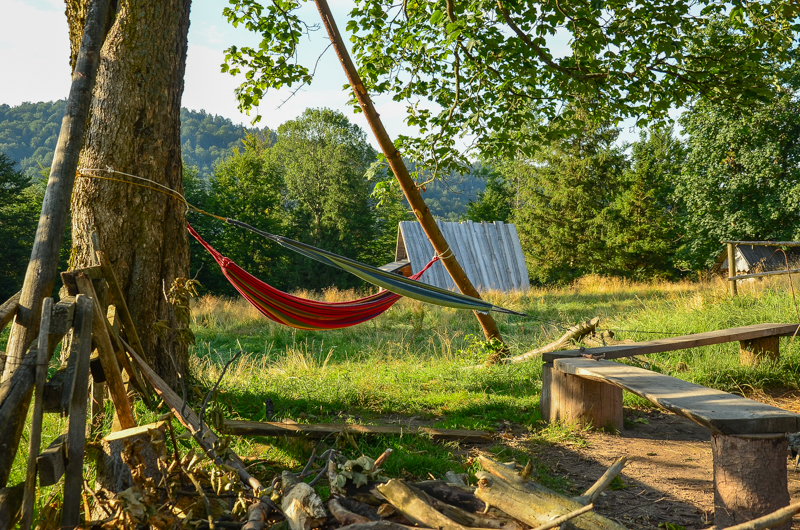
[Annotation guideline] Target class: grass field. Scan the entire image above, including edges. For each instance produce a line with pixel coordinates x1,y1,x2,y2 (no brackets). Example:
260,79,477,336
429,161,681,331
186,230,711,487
9,272,800,513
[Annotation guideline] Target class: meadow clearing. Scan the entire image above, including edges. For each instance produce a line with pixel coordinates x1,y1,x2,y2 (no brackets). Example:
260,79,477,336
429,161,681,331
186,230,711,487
10,272,800,526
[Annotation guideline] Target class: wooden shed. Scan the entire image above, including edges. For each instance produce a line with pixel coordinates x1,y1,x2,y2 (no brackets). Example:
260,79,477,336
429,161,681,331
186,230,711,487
713,245,800,275
393,220,530,292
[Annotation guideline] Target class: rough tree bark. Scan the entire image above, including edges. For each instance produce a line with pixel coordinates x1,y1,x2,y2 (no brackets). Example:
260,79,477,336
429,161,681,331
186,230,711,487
66,0,192,387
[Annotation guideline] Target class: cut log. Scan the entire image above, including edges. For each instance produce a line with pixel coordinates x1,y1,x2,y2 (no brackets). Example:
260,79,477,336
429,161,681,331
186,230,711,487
740,336,779,366
376,479,471,530
503,317,600,364
712,433,790,530
241,497,278,530
406,482,521,530
474,456,626,530
329,496,372,524
541,363,623,432
413,480,486,513
60,295,94,528
281,472,327,530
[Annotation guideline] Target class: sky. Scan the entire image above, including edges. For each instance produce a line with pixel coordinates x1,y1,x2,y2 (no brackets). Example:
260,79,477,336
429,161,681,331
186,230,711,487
0,0,416,141
0,0,656,150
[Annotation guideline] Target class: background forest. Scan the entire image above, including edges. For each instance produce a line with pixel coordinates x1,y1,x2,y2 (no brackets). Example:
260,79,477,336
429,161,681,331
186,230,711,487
1,87,799,300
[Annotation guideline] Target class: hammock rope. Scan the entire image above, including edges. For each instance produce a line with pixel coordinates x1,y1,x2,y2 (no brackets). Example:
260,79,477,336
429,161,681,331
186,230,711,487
188,224,440,329
78,168,526,323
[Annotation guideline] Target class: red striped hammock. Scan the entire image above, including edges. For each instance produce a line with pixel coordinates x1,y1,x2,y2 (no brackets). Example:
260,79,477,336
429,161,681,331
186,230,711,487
188,224,438,330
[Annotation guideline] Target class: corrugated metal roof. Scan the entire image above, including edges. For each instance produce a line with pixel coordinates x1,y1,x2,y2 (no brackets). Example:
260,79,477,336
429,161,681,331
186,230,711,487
396,220,530,292
717,246,800,274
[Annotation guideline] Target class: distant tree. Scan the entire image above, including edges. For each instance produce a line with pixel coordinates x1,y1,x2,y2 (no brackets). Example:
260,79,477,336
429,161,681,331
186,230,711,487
274,108,379,289
674,90,800,270
465,165,513,223
607,127,686,279
0,154,41,300
189,133,289,292
512,123,628,284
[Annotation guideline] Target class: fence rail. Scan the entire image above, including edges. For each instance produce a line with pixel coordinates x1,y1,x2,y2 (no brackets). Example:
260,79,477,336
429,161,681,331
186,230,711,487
724,241,800,296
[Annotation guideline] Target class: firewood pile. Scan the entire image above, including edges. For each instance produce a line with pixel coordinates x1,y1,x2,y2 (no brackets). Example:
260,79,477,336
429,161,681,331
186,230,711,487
81,408,630,530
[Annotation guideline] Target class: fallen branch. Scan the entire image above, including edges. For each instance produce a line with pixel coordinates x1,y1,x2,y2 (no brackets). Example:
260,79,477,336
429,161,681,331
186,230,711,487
502,317,600,364
531,503,595,530
716,501,800,530
329,496,372,525
124,339,262,492
573,456,627,505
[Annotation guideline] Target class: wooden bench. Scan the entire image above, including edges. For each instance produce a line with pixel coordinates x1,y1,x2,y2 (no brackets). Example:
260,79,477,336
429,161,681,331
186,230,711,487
540,323,800,529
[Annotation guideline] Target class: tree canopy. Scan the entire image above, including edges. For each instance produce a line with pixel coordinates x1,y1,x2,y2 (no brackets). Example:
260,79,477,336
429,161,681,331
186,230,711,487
223,0,798,170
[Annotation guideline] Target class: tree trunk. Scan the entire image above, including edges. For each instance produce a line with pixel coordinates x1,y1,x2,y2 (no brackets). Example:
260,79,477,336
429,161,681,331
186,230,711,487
67,0,192,388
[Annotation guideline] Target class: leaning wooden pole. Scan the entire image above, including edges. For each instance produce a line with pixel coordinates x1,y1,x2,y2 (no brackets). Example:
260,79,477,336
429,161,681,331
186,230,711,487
2,0,111,381
312,0,503,343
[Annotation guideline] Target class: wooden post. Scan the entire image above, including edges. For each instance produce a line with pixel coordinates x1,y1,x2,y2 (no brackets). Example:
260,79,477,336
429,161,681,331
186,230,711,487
74,274,136,430
61,295,93,528
711,433,789,530
728,242,738,296
20,298,53,530
312,0,504,344
541,364,623,432
2,0,110,380
740,336,780,366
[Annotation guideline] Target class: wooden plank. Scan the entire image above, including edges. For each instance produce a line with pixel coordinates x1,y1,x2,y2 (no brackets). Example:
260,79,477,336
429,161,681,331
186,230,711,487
467,221,491,290
553,358,800,434
543,323,800,362
485,222,509,291
496,221,520,290
124,339,263,491
480,222,504,290
95,250,152,400
506,223,530,290
395,224,407,262
438,222,458,290
59,266,104,297
0,482,24,529
379,259,411,274
49,296,76,335
435,221,455,290
74,274,135,430
224,420,492,443
21,298,53,529
0,292,20,334
730,268,800,281
456,222,481,285
103,304,150,405
61,295,93,527
722,240,800,247
37,433,67,487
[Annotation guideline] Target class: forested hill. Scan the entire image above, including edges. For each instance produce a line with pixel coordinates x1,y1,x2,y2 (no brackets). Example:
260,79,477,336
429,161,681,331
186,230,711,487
0,100,485,219
0,101,270,178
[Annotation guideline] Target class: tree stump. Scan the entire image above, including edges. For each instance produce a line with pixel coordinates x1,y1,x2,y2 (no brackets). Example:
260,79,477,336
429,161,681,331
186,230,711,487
95,422,166,495
739,337,779,366
712,433,789,529
541,364,623,432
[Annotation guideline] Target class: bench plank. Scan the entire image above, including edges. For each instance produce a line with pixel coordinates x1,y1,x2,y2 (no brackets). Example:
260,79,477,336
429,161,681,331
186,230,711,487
543,323,800,362
553,358,800,434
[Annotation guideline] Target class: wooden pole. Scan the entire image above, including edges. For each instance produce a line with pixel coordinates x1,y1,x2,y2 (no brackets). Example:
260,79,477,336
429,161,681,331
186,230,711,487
727,242,738,297
19,298,53,530
2,0,111,380
312,0,503,343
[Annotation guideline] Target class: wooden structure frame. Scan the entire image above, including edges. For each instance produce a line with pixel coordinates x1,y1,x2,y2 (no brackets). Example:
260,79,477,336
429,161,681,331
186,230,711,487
541,322,800,528
722,240,800,296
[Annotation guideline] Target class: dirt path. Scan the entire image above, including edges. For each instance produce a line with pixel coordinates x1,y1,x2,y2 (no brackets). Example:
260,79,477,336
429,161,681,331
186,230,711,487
531,408,800,530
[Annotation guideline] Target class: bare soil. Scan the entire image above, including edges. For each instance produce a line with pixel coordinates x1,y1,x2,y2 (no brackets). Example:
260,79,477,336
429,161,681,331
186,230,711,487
529,406,800,530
